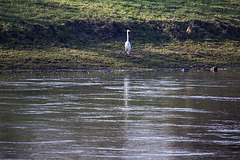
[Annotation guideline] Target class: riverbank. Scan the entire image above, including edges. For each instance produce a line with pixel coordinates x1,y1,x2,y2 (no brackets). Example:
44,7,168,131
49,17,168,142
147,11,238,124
0,0,239,70
1,40,239,70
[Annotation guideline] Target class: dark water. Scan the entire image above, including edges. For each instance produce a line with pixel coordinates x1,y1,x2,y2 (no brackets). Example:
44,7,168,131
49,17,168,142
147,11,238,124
0,69,240,159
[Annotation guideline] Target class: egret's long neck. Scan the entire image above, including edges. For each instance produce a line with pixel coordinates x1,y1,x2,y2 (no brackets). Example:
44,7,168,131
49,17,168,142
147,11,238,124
127,31,129,42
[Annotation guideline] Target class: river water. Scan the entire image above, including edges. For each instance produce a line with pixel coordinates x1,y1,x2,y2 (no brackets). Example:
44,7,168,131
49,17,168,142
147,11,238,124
0,69,240,159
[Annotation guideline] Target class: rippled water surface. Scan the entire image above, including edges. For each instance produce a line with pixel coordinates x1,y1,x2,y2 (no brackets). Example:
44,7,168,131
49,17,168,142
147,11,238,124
0,69,240,159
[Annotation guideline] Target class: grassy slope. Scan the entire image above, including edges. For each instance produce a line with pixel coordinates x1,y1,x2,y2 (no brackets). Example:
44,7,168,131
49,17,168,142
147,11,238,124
0,0,240,70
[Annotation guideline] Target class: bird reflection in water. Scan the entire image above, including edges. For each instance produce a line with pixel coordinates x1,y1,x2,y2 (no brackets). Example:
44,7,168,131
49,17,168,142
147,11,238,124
124,74,130,107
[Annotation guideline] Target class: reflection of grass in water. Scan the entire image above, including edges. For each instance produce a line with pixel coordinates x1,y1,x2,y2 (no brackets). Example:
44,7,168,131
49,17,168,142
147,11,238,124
0,0,239,69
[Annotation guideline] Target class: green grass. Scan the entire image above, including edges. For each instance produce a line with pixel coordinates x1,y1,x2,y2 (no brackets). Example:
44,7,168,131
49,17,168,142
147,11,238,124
1,40,238,69
0,0,240,70
1,0,239,24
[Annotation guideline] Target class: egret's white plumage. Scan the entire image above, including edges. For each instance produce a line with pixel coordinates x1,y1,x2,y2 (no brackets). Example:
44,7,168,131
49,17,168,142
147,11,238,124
125,30,131,54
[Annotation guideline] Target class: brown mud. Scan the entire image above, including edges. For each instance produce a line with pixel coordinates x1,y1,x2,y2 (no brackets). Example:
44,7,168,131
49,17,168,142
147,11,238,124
1,19,239,48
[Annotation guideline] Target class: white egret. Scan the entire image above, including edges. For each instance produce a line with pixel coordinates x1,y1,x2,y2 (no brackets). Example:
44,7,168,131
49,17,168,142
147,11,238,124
125,30,131,54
